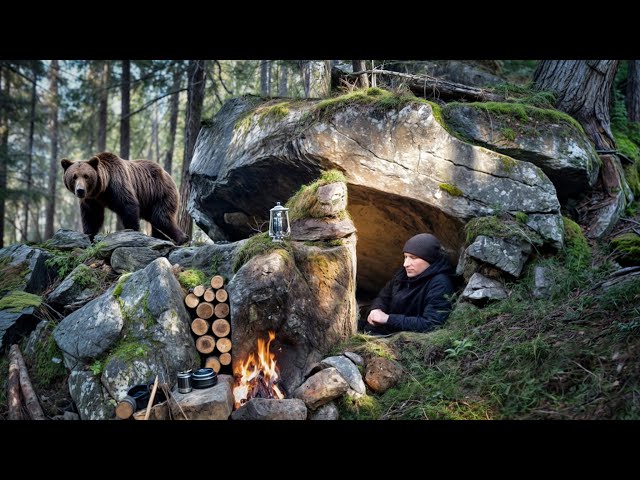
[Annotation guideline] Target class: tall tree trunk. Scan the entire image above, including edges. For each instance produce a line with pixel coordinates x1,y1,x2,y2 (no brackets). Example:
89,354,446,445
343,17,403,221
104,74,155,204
0,67,10,248
352,60,369,89
260,60,271,96
278,62,288,97
164,69,181,175
178,60,206,237
120,59,130,159
626,60,640,122
23,62,38,242
98,61,110,152
322,60,333,97
534,60,619,150
301,61,311,98
44,60,60,240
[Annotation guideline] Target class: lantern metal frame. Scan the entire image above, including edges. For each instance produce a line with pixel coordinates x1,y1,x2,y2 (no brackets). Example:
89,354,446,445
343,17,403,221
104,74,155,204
268,202,291,243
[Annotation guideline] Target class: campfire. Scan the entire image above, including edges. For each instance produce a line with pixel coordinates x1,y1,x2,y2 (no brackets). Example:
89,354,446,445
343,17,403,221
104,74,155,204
233,331,285,409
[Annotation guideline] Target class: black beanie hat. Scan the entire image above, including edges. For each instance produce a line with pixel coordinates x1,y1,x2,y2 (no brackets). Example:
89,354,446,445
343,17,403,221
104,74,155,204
403,233,441,263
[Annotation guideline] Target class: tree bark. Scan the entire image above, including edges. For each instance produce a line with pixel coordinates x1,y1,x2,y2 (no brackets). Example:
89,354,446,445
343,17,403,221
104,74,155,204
178,60,206,237
278,62,288,97
0,66,10,248
164,68,181,175
626,60,640,122
260,60,271,96
97,61,110,152
534,60,620,150
44,60,60,240
352,60,369,89
23,62,38,242
301,61,311,98
120,59,130,159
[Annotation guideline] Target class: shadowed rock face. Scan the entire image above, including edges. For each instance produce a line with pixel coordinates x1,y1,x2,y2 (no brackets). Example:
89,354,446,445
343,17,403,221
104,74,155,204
189,96,561,295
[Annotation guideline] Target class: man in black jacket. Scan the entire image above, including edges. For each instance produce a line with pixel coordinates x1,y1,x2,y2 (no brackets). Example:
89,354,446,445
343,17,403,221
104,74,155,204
363,233,456,335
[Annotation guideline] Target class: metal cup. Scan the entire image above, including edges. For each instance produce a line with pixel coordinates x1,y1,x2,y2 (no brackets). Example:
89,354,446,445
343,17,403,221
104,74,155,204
177,370,192,394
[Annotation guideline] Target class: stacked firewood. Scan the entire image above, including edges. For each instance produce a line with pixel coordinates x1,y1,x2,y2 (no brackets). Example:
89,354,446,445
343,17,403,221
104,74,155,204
184,275,232,374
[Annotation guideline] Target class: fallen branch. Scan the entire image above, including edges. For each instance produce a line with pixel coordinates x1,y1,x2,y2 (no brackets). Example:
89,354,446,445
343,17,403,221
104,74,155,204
7,347,23,420
334,67,505,103
10,344,45,420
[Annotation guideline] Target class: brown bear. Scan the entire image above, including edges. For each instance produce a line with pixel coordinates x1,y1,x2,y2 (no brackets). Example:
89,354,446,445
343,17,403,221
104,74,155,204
61,151,189,244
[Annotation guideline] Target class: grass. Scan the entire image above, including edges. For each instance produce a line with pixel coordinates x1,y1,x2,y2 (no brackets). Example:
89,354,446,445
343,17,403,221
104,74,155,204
177,269,208,290
43,241,107,279
28,322,67,389
233,232,291,273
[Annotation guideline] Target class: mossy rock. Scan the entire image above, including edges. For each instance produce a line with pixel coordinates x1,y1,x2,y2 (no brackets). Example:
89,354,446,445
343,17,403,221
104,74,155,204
611,233,640,266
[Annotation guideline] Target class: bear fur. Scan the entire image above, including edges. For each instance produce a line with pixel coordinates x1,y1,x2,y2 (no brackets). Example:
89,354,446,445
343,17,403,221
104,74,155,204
61,151,189,244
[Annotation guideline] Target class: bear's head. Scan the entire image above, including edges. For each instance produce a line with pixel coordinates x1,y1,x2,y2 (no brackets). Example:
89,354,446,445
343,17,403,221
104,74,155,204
61,157,100,199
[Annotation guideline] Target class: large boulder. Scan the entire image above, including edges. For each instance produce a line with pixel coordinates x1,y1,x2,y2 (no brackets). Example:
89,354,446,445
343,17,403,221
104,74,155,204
443,103,601,201
188,95,562,294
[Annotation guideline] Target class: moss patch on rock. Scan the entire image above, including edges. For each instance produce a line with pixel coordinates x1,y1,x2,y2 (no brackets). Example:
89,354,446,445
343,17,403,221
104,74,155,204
286,169,347,222
611,233,640,266
177,269,208,290
0,290,42,312
464,215,543,247
233,232,293,273
0,258,28,296
439,183,463,197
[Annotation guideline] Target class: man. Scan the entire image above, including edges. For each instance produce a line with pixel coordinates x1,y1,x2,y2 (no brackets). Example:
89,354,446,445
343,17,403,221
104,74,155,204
363,233,456,335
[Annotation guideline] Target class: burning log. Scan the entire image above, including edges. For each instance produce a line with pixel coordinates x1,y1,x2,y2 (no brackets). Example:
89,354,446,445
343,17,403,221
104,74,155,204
214,302,229,319
203,288,215,303
210,275,224,289
215,289,228,303
233,331,284,409
196,302,214,320
191,318,209,336
219,352,232,366
193,285,206,297
205,356,221,373
211,318,230,337
196,335,216,354
184,293,199,309
216,337,232,353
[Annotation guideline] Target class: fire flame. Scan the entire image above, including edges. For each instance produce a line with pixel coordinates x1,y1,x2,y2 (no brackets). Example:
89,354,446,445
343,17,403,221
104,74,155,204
233,330,285,409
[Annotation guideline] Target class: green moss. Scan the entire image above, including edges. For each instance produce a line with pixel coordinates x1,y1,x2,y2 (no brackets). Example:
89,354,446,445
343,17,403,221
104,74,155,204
72,264,100,290
515,212,529,224
233,232,292,273
0,258,28,296
113,272,132,298
499,153,518,173
611,233,640,265
339,394,382,420
458,101,585,134
0,290,42,312
90,358,105,376
286,169,347,222
439,183,463,197
43,241,107,279
108,338,149,364
464,215,543,246
258,102,290,124
141,292,155,329
624,163,640,197
500,127,516,142
562,216,591,272
177,269,207,290
30,322,67,389
314,87,427,119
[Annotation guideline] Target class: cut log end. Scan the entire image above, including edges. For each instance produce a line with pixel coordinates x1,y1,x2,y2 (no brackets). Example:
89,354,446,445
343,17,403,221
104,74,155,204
211,275,224,289
184,293,199,309
203,288,215,303
219,352,232,366
216,337,232,353
211,318,230,337
214,302,230,319
215,289,228,303
196,335,216,354
205,356,221,373
193,285,206,297
196,302,214,319
191,318,209,336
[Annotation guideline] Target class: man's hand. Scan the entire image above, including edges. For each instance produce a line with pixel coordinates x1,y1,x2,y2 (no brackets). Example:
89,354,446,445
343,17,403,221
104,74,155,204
367,308,389,325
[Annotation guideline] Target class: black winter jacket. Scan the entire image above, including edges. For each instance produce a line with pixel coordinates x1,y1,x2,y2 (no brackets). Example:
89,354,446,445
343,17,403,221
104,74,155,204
369,255,456,333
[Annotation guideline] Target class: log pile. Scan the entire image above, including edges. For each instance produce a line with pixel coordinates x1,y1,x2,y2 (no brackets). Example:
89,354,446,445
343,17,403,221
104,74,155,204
184,275,232,374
